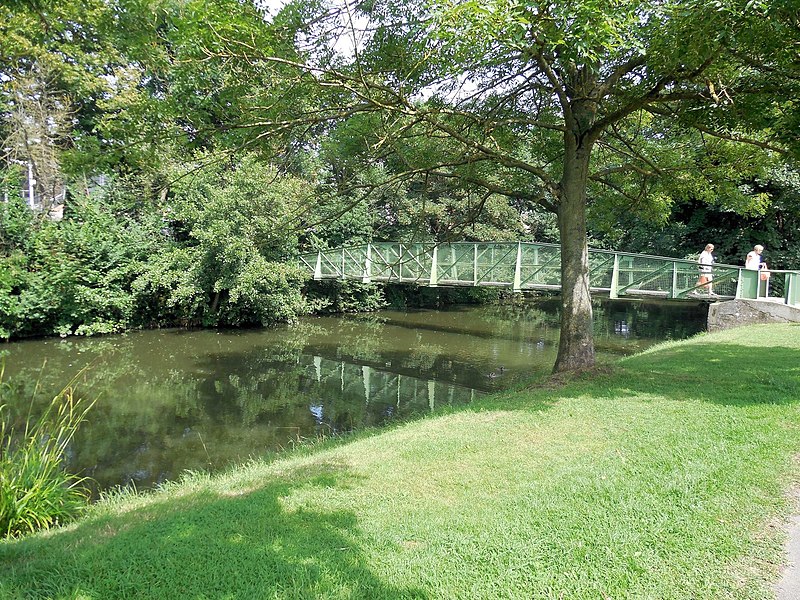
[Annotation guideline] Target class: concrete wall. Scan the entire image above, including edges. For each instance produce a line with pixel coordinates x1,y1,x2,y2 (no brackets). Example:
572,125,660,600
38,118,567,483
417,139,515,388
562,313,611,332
708,299,800,332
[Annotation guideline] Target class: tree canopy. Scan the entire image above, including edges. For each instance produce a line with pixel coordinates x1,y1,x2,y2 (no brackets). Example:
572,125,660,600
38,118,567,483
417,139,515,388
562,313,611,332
210,0,798,371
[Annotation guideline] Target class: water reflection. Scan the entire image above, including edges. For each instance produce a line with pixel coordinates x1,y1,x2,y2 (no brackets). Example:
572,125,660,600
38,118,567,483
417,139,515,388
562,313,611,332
0,298,706,497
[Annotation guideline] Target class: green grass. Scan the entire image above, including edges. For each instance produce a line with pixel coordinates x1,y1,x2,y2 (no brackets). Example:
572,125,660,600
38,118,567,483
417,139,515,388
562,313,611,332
1,323,799,599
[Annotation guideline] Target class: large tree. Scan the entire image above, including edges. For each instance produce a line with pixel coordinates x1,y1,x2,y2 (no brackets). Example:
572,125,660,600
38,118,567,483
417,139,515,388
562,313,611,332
215,0,796,372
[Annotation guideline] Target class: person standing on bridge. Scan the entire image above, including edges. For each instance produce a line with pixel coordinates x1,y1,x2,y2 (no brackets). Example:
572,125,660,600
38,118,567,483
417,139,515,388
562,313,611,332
697,243,715,296
746,244,770,297
745,245,767,271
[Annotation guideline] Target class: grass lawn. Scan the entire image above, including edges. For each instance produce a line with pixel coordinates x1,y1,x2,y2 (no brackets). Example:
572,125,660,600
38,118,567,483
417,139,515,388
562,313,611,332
1,323,799,599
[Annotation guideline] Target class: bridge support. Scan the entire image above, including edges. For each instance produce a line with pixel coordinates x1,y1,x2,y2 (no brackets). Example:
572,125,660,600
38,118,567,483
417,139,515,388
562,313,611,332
610,254,620,299
708,299,800,331
513,242,522,292
430,245,438,287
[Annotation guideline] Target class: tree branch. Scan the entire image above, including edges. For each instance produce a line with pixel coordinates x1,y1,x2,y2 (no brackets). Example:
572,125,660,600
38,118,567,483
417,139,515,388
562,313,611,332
644,105,788,154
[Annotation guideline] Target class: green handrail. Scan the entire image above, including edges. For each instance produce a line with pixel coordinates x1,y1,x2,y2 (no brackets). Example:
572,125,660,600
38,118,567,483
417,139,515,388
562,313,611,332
298,242,800,306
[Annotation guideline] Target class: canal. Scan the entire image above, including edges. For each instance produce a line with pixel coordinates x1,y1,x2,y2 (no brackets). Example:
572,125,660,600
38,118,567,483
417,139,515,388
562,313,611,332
0,297,707,497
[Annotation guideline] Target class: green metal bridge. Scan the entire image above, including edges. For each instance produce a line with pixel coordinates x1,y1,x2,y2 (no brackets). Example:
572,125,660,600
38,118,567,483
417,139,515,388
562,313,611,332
299,241,800,305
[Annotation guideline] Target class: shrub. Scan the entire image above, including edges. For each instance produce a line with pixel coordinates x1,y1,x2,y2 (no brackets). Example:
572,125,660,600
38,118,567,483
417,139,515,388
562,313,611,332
0,197,149,339
303,280,387,314
132,154,314,327
0,377,94,539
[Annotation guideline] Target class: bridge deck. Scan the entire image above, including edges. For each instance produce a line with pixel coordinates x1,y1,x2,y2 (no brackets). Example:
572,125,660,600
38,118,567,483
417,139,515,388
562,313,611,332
299,242,800,306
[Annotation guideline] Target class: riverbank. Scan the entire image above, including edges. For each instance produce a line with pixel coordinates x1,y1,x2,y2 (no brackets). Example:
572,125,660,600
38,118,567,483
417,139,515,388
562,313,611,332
0,300,707,496
2,323,799,598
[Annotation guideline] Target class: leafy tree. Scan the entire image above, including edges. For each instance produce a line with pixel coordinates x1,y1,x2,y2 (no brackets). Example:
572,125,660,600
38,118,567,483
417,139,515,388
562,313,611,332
0,0,126,183
217,0,798,372
2,65,73,212
133,154,313,327
0,195,150,338
605,164,800,269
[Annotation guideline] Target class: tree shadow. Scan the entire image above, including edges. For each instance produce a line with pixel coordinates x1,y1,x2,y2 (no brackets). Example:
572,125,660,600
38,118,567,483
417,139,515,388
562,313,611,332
0,460,427,599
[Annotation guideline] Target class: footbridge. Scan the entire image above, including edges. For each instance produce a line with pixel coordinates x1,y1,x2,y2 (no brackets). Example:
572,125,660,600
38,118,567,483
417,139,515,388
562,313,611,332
299,241,800,305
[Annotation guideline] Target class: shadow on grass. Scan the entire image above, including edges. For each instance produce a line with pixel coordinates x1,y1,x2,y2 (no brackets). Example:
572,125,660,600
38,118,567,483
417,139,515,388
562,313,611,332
0,461,427,599
516,340,800,410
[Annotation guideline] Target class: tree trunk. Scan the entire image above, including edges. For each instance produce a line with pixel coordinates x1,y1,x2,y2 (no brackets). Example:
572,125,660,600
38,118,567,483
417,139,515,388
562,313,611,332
554,138,595,373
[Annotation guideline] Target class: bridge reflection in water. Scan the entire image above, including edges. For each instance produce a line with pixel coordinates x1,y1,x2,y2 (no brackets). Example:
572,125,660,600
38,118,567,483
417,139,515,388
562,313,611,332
304,355,477,429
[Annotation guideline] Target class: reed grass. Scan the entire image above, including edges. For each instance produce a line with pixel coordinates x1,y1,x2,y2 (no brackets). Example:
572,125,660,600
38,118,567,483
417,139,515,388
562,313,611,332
0,370,94,539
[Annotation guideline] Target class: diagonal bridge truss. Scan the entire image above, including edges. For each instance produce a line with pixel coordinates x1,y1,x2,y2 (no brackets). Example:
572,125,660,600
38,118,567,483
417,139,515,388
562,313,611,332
299,242,800,304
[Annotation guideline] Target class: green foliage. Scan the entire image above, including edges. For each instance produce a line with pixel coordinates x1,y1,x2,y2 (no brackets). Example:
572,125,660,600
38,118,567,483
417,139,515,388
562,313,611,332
0,153,317,338
0,376,94,539
0,198,137,338
594,164,800,268
383,283,502,309
133,155,313,327
302,196,374,250
303,280,386,314
316,117,535,244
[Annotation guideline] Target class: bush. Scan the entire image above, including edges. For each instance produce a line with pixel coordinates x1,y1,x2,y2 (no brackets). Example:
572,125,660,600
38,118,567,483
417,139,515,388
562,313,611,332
0,197,149,339
0,154,316,337
303,280,387,314
384,283,501,309
131,155,314,327
0,378,94,539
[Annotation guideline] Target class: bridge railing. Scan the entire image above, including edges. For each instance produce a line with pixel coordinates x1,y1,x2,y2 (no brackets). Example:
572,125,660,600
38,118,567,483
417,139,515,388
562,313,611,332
737,269,800,305
298,242,800,305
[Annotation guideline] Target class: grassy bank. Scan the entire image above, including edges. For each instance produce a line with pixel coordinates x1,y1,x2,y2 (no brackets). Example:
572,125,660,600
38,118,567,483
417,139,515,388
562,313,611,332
2,324,799,599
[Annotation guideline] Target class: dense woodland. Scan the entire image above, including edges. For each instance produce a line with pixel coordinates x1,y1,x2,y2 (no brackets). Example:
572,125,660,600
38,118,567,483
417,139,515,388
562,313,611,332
1,0,798,372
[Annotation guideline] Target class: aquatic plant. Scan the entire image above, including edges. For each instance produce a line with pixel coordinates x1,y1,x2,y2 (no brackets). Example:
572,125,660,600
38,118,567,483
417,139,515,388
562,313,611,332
0,372,94,538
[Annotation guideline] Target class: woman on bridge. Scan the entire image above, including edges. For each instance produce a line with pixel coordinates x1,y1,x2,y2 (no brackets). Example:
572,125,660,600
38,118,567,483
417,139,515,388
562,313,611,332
745,245,767,271
745,244,770,297
697,243,715,296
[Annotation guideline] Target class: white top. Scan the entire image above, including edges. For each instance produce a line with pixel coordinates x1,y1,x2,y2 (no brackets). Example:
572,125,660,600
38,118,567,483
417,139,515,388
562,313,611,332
745,251,761,270
698,250,713,272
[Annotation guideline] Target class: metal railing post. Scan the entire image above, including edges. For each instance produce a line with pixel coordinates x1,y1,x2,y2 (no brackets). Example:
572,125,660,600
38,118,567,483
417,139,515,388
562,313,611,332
314,251,322,280
610,254,620,299
735,268,743,298
671,261,678,299
513,242,522,292
473,244,478,286
363,243,372,283
430,245,438,287
786,272,800,306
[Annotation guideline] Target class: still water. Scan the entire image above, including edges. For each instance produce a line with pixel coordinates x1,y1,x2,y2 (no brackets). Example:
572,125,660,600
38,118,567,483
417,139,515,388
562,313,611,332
1,298,706,497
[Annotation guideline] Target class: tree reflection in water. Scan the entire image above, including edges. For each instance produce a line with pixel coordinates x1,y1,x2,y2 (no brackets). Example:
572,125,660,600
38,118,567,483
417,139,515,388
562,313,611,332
0,298,705,497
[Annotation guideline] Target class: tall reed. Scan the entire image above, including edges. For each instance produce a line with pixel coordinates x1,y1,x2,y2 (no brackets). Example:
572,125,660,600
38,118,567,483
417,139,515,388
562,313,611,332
0,369,95,539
